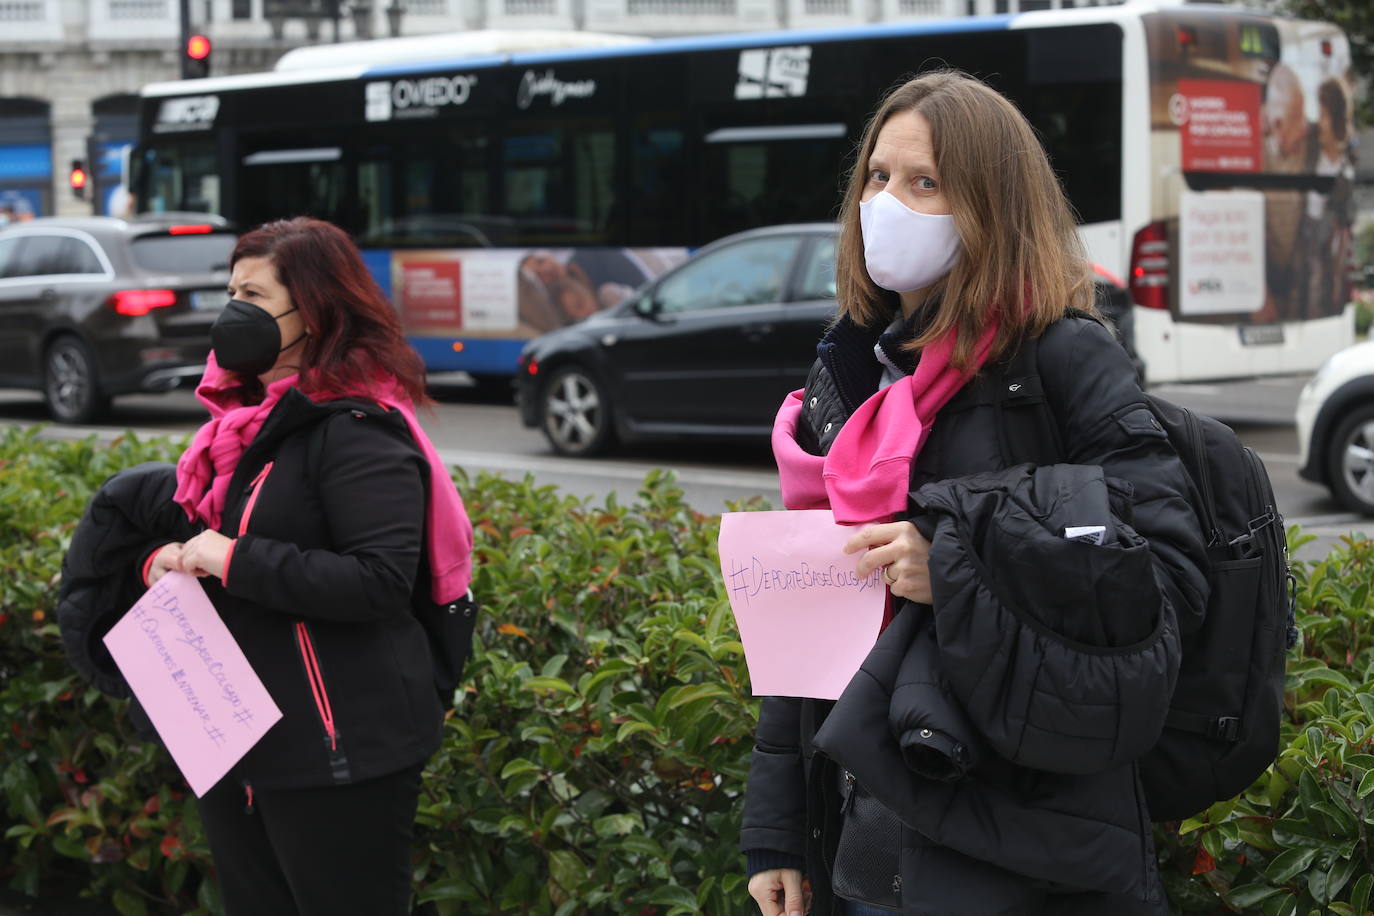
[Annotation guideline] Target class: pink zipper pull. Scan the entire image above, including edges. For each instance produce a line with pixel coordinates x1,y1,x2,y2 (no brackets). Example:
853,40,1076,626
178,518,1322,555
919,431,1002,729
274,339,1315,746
238,461,275,537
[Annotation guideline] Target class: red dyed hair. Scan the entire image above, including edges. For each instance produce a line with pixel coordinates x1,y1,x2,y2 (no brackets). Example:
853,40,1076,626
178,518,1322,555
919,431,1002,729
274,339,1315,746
228,217,430,405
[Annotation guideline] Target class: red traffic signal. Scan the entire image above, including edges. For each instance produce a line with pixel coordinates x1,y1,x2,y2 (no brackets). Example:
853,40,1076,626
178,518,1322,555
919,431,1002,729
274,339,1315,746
69,159,88,199
183,34,211,79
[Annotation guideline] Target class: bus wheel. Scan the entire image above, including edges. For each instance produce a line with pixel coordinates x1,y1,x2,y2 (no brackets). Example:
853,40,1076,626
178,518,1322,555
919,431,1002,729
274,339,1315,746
1327,405,1374,516
43,335,109,424
541,365,613,457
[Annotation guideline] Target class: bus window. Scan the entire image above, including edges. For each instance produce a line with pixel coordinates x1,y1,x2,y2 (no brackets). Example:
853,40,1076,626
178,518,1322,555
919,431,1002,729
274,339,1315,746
630,126,688,246
139,141,219,215
699,125,848,240
503,121,616,244
239,146,348,232
357,130,494,247
1025,25,1123,225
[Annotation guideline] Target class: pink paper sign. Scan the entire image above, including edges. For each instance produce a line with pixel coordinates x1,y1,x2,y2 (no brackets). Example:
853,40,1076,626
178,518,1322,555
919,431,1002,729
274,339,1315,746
718,510,886,700
103,572,282,797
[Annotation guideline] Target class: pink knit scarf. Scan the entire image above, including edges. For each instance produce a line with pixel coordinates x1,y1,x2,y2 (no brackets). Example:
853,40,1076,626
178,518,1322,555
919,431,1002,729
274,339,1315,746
174,353,473,602
772,324,997,525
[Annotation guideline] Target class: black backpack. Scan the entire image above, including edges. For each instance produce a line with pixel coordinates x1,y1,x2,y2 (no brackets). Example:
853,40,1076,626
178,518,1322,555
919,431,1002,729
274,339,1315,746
991,325,1297,821
307,402,479,707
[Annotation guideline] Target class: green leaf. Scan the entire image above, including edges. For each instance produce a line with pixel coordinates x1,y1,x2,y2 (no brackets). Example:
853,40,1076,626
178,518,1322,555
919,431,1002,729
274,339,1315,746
499,758,541,779
547,849,586,896
1327,857,1358,900
1229,884,1283,907
1358,769,1374,798
1266,847,1319,883
593,814,641,838
112,889,148,916
646,885,700,910
523,676,575,694
616,720,656,743
1351,873,1373,914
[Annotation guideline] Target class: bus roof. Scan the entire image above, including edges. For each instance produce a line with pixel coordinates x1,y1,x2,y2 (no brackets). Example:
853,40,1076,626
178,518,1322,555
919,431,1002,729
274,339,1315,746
138,0,1283,98
272,28,651,72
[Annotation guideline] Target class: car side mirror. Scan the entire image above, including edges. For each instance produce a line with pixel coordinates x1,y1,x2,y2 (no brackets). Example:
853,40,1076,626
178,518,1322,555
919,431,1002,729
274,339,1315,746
634,296,662,319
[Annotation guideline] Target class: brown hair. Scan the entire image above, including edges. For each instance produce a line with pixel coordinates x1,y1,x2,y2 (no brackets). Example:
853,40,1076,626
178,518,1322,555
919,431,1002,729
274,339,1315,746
1317,78,1349,144
228,217,430,405
834,70,1095,368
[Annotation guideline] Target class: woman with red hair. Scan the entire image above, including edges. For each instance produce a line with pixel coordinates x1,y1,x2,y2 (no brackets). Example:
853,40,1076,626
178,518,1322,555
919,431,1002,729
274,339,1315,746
140,217,474,915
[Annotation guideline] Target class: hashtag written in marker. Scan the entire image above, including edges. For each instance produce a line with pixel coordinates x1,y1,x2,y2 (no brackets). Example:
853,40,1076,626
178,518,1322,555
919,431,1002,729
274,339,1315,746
233,708,254,725
204,725,226,745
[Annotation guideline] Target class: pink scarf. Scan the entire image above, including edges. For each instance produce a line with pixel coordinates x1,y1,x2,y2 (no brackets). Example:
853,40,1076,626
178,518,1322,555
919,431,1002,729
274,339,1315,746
174,353,474,602
773,324,997,525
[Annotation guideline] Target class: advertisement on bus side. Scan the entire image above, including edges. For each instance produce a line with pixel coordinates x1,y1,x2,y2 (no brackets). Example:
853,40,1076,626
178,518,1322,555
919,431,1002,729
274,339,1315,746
388,247,690,337
1147,14,1356,324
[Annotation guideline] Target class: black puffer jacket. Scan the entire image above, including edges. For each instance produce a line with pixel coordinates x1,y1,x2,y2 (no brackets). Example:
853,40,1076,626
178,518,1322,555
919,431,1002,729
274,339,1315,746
59,463,199,700
740,313,1209,915
59,388,444,791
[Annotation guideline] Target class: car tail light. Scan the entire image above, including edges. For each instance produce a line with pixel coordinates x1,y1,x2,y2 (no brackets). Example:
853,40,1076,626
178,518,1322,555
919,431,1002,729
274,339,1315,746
108,289,178,316
1129,221,1170,310
526,357,539,376
168,224,214,235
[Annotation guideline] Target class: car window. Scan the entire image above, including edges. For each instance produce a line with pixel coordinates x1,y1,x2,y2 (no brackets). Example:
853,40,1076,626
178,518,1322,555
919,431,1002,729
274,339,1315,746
11,236,67,278
58,238,105,275
655,236,800,313
0,238,18,279
131,233,236,273
794,236,837,301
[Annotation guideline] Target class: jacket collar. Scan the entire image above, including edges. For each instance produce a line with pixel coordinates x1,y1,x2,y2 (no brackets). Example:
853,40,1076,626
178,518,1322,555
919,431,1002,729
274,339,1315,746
817,308,926,414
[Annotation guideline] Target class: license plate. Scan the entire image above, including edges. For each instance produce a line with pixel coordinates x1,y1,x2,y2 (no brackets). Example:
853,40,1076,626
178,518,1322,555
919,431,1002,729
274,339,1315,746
1239,324,1284,346
190,290,226,311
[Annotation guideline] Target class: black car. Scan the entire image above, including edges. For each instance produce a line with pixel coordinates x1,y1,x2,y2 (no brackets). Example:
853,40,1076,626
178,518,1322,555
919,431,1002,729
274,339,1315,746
0,214,237,423
517,224,839,456
516,224,1139,457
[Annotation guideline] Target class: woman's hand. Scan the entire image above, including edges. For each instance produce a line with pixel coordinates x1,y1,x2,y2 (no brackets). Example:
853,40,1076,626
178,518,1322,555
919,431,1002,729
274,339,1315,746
747,868,809,916
176,530,235,581
146,543,184,586
845,520,933,604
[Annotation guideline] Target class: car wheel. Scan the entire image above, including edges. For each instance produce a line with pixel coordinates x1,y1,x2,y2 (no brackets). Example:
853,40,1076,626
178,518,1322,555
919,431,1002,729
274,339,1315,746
43,335,109,424
1326,404,1374,516
541,365,613,457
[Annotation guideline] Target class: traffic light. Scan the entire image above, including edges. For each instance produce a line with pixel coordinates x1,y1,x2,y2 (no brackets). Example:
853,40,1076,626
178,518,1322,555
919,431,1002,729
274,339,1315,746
184,33,211,79
69,159,88,200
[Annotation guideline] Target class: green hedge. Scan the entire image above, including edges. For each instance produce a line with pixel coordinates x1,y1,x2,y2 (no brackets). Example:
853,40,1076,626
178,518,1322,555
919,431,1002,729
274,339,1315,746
1,426,1372,915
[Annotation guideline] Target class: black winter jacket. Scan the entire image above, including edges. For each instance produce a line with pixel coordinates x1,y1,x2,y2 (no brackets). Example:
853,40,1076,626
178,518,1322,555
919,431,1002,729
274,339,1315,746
60,388,444,791
740,313,1210,915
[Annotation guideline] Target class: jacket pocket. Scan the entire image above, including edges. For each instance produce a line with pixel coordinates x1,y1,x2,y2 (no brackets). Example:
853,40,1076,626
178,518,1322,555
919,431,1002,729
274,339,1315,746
293,621,352,783
237,461,275,537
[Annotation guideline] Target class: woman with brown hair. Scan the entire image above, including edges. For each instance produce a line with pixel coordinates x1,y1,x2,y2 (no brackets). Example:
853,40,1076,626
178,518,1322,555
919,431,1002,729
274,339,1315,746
141,217,473,915
741,71,1207,914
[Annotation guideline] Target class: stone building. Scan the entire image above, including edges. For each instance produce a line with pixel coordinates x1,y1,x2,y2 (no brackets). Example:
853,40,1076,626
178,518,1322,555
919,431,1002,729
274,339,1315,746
0,0,1102,218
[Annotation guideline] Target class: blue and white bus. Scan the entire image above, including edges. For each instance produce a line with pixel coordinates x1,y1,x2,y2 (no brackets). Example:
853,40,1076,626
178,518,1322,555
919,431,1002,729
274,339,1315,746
133,3,1357,384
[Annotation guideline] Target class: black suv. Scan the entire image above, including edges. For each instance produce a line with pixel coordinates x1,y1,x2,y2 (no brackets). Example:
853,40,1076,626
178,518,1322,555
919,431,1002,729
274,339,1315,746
0,214,236,422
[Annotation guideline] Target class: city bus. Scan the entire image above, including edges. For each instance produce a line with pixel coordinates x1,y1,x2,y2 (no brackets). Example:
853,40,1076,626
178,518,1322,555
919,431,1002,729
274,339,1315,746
131,2,1357,385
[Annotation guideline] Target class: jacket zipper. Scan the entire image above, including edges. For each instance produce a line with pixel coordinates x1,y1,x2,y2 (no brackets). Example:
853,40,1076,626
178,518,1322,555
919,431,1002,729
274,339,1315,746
237,461,275,537
1181,411,1222,546
294,621,351,782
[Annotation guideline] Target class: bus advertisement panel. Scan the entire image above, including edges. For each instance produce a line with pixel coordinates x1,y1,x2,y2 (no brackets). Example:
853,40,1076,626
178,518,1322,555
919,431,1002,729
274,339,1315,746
1135,11,1356,379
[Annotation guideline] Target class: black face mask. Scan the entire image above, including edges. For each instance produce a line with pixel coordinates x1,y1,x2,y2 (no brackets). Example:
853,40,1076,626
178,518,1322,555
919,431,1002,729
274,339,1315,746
211,299,305,375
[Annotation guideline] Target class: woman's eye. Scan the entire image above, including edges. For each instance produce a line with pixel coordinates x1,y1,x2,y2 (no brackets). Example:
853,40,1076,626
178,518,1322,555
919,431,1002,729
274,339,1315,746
868,169,889,184
916,176,938,191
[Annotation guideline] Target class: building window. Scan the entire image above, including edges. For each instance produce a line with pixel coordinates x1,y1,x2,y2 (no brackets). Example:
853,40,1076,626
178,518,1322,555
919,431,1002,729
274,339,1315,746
232,0,252,17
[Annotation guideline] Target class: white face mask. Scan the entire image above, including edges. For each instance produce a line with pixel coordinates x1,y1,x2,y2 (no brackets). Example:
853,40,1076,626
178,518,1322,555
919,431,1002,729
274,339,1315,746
859,190,961,294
